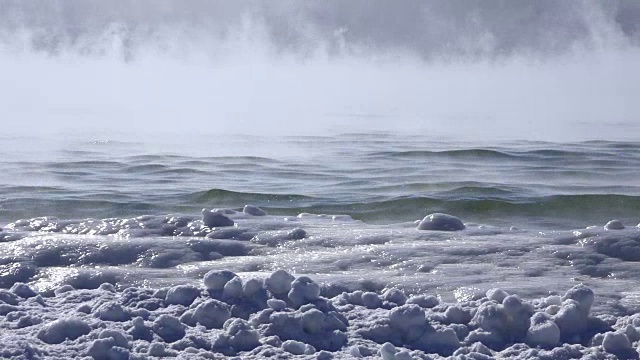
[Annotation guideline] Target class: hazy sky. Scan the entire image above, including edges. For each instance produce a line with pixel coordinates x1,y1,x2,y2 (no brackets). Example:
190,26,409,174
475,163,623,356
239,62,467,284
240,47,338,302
0,0,638,140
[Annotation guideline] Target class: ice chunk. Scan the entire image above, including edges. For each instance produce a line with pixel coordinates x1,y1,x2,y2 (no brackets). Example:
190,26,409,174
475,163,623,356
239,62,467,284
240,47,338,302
361,292,382,309
37,317,91,344
389,304,426,332
418,327,461,355
624,324,640,343
53,284,75,296
562,284,594,315
192,299,231,329
222,318,261,351
165,284,200,306
382,288,407,306
317,350,333,360
242,278,264,297
265,269,295,295
553,301,587,340
88,337,130,360
148,343,176,357
486,288,509,303
417,213,465,231
445,305,472,324
282,339,315,355
222,276,244,299
406,294,439,308
300,308,327,334
287,228,307,240
243,205,267,216
10,282,37,298
94,302,130,322
526,312,560,347
203,270,237,291
0,289,20,305
602,331,632,354
152,314,185,342
267,299,287,311
604,219,625,230
288,276,321,307
202,209,235,228
379,342,399,360
129,317,153,341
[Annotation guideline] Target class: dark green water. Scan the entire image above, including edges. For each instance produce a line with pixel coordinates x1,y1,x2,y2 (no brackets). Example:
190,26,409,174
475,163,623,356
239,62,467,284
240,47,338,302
1,133,639,230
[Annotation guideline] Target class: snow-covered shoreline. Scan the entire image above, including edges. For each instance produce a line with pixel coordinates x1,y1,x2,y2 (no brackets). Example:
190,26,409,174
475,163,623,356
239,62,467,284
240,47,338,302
2,209,640,358
2,268,639,359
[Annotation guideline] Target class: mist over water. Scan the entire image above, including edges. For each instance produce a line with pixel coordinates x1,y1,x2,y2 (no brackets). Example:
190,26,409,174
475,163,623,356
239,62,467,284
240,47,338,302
1,0,638,141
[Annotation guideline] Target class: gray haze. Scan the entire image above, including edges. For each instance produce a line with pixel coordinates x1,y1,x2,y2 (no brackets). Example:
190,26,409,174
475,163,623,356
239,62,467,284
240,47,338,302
0,1,638,140
2,0,639,59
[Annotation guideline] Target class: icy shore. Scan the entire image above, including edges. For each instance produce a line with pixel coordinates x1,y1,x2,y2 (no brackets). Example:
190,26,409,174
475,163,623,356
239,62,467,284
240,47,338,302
1,269,639,359
2,208,640,359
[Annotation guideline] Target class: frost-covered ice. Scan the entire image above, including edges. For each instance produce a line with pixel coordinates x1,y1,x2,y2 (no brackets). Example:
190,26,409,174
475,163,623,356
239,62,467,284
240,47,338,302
2,209,640,358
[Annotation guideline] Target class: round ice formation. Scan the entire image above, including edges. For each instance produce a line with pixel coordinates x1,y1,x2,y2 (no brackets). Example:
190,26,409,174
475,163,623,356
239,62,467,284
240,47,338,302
53,285,75,296
129,317,153,341
94,302,130,322
282,339,315,355
10,282,37,298
470,295,534,345
417,213,465,231
553,301,588,340
0,289,20,305
243,205,267,216
267,299,288,311
383,288,407,306
88,329,132,360
604,219,625,230
389,304,426,332
288,276,321,307
265,269,295,295
213,318,261,352
192,299,231,329
563,284,594,315
444,305,472,324
165,284,200,306
361,292,382,309
242,278,263,297
486,288,509,303
152,314,185,342
223,276,244,299
406,294,439,308
526,312,560,347
202,209,235,228
203,270,237,291
300,308,328,334
287,228,307,240
37,317,91,344
379,342,399,360
625,324,640,342
602,331,632,354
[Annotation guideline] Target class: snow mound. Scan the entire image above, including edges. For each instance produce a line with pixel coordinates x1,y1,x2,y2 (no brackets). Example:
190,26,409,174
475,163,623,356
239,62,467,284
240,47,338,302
37,317,91,344
165,284,201,306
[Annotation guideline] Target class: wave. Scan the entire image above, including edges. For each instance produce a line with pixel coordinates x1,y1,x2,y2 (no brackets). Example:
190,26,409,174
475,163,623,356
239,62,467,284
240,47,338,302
187,189,315,205
256,194,640,229
370,148,599,161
